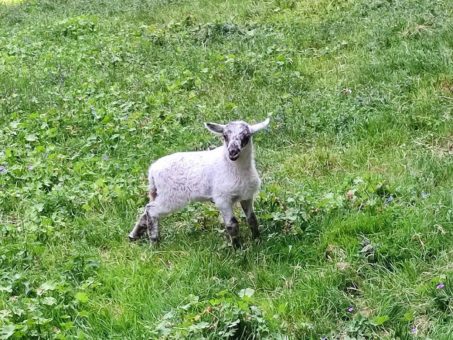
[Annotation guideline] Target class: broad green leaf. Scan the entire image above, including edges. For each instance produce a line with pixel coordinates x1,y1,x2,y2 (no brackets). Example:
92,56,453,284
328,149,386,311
188,321,209,331
25,134,38,142
75,292,89,304
238,288,255,298
37,282,56,295
371,315,390,326
0,324,15,340
42,297,57,306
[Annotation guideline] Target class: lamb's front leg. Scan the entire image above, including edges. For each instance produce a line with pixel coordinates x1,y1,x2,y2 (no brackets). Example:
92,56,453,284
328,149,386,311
240,199,260,239
215,199,241,248
144,202,162,244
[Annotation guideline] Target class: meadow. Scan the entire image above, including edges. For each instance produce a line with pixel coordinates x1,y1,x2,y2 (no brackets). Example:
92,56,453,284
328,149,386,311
0,0,452,338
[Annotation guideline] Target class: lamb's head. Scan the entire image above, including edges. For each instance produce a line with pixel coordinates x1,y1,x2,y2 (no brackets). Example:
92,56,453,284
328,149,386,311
205,118,270,161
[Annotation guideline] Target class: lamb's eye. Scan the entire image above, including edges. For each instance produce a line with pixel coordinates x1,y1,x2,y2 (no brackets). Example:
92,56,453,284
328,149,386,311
241,136,249,147
223,134,229,142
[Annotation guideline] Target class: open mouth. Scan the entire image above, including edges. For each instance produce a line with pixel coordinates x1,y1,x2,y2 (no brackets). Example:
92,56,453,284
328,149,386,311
229,154,240,161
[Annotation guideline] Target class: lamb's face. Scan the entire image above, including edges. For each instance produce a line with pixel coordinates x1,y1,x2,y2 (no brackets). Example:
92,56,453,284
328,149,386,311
205,118,270,161
222,122,251,161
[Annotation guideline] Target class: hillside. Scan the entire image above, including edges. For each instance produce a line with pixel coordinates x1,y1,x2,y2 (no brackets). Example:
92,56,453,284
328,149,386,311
0,0,452,338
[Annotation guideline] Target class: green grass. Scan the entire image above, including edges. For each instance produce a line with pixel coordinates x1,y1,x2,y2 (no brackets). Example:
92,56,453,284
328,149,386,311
0,0,452,338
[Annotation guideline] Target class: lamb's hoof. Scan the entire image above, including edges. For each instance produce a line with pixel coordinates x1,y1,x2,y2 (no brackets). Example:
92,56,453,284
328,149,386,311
232,238,242,249
128,233,139,242
252,236,261,244
149,237,160,245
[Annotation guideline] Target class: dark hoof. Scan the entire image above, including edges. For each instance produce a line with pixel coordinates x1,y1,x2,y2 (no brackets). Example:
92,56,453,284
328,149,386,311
128,232,140,242
252,231,260,239
149,237,160,244
232,238,242,249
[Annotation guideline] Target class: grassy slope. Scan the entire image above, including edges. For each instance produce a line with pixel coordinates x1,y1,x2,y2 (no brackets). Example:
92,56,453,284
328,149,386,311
0,0,452,338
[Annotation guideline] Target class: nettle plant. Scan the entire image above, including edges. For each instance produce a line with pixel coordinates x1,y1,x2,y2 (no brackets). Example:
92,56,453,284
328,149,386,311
152,289,277,339
0,251,100,339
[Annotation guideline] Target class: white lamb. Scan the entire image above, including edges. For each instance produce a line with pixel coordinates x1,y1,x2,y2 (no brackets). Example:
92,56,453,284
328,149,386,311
128,118,270,247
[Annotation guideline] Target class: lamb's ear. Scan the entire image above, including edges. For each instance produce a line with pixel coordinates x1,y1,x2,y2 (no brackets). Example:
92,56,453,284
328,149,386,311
205,122,225,135
249,118,270,134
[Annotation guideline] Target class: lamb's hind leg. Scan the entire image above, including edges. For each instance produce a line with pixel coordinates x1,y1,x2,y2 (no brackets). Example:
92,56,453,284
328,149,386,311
145,210,159,243
143,199,179,244
129,189,159,242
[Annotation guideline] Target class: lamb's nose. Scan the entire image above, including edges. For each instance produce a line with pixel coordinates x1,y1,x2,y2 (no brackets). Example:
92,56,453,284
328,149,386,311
229,149,240,160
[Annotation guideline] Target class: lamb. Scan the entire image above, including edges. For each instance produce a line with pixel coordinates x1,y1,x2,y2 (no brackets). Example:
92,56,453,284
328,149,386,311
128,118,270,248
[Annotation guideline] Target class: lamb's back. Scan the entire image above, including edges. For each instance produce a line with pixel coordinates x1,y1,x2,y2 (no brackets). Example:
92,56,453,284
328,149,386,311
148,148,223,201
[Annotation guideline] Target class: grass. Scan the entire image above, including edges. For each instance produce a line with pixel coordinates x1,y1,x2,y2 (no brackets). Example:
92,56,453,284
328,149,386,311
0,0,452,338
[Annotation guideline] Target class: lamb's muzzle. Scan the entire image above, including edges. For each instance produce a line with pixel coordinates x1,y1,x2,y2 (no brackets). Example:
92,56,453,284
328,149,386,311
129,118,270,248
